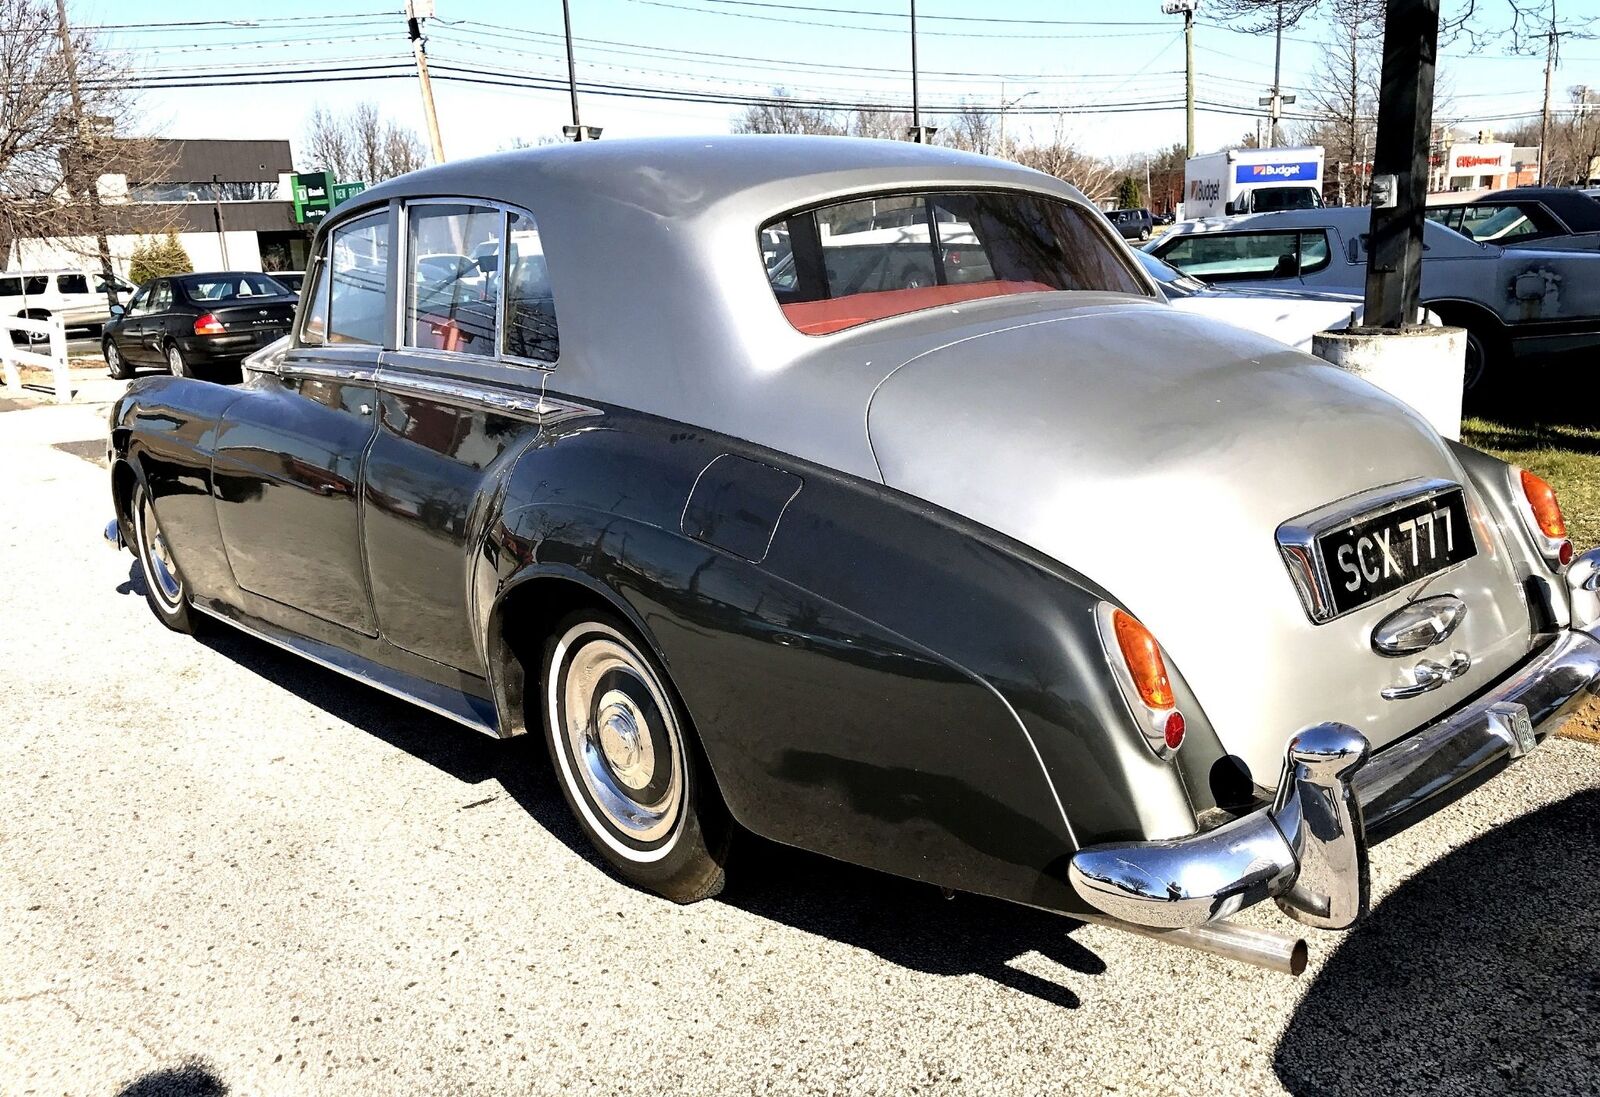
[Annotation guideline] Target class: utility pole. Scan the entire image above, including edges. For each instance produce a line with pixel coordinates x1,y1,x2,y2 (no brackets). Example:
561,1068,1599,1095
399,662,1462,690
561,0,601,140
1539,0,1558,185
1256,3,1296,148
210,173,230,269
1364,0,1441,330
53,0,117,311
907,0,935,143
405,1,446,163
1161,1,1199,158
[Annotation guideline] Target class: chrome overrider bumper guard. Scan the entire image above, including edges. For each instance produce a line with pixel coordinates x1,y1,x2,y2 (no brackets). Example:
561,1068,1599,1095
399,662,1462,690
1070,612,1600,933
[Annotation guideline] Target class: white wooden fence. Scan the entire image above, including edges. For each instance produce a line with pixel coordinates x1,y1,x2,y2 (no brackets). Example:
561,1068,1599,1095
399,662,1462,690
0,315,72,404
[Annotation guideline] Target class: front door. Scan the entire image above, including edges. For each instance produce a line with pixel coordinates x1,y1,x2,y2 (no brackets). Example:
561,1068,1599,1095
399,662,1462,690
212,208,392,635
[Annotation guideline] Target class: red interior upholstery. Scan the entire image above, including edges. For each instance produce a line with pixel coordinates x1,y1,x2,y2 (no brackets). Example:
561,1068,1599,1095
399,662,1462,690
781,280,1055,335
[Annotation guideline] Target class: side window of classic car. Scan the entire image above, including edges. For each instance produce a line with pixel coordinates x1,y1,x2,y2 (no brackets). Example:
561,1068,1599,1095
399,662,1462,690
503,210,558,363
766,189,1147,335
406,203,501,357
328,212,390,346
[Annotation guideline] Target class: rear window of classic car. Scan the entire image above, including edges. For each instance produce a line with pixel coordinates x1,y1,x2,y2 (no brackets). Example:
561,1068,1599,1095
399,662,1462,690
764,190,1147,335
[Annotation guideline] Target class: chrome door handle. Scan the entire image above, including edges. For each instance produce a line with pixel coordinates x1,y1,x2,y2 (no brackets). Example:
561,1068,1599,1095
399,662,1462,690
1381,650,1472,700
359,403,372,416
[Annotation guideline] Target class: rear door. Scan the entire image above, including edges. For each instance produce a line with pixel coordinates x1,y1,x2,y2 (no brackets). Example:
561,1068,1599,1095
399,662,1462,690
139,280,175,360
363,198,558,672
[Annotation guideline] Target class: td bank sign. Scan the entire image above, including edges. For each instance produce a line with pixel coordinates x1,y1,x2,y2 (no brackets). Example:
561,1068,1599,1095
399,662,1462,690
292,171,368,224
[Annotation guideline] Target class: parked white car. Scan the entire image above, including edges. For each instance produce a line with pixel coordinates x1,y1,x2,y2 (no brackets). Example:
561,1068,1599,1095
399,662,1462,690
1134,249,1363,351
1147,207,1600,393
1,268,136,333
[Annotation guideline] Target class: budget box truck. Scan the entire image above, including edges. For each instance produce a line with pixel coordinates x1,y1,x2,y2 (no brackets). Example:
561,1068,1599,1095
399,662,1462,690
1183,146,1325,218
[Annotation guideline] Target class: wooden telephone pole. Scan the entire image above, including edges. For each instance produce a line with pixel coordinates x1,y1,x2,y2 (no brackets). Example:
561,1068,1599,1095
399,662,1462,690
53,0,117,310
405,0,446,163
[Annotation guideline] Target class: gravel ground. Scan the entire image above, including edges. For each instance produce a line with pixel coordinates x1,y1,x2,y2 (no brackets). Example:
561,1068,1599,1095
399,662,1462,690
2,371,1598,1096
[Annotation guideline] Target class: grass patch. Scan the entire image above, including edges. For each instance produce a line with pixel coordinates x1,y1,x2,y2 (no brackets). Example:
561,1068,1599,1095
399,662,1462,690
1462,416,1600,552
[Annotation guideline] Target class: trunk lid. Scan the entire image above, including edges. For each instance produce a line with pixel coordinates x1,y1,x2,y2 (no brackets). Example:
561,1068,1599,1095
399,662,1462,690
865,303,1534,786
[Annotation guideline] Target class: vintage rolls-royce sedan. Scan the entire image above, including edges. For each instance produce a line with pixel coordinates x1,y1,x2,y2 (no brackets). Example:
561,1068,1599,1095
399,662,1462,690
105,137,1600,972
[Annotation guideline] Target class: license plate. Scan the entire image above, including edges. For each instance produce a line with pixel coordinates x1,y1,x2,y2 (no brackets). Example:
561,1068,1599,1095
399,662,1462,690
1316,488,1476,615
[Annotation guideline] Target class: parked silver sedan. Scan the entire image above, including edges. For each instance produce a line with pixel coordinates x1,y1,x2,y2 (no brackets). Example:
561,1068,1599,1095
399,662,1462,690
105,137,1600,974
1148,206,1600,392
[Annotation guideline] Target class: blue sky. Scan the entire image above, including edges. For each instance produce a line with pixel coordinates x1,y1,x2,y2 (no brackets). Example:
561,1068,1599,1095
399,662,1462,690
84,0,1596,169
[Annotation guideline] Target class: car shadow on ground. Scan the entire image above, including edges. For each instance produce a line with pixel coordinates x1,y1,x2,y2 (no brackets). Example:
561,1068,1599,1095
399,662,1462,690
121,563,1107,1009
115,1057,227,1097
1275,788,1600,1097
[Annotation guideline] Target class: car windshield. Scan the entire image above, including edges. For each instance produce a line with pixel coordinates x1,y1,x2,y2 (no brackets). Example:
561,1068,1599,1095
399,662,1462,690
1132,250,1208,298
1249,188,1322,213
764,189,1147,335
178,274,290,300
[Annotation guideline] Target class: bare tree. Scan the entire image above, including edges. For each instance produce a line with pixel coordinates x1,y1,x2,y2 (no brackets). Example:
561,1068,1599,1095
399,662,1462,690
732,90,846,136
940,100,998,155
1297,0,1384,203
848,109,913,141
1011,117,1117,203
302,103,428,183
0,0,170,270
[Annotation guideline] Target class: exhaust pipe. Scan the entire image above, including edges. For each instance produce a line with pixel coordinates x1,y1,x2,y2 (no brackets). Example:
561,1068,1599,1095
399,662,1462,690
1084,915,1309,976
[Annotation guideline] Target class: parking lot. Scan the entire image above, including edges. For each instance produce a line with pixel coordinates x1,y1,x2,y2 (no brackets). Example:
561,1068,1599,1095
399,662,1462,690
2,368,1598,1096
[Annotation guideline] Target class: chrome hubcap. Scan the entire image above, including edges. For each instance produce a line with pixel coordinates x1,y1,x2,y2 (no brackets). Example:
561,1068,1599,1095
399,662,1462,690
558,629,683,848
137,495,182,608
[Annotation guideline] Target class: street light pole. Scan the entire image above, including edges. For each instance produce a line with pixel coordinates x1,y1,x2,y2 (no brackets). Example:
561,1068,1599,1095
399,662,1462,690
999,89,1037,159
560,0,601,140
907,0,935,142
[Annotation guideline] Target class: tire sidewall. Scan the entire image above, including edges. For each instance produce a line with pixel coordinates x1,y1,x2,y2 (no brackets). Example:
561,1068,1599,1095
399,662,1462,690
167,342,190,378
105,340,132,379
540,610,727,898
132,482,194,633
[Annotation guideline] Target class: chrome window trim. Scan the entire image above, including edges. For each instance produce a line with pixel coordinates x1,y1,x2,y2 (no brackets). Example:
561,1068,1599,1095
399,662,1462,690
1276,477,1470,625
377,365,598,426
277,361,378,385
299,207,392,350
395,197,561,371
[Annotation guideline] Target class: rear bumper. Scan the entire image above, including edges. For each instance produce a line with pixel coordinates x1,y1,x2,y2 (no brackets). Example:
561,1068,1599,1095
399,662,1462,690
1069,567,1600,931
176,334,284,365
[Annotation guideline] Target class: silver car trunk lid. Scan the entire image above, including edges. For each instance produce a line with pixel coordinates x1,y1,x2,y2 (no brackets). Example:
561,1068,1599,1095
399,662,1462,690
865,305,1534,786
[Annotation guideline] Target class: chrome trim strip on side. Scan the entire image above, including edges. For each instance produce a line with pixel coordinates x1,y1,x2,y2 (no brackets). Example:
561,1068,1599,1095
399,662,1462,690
277,362,379,384
377,368,601,426
1276,477,1469,625
192,602,501,738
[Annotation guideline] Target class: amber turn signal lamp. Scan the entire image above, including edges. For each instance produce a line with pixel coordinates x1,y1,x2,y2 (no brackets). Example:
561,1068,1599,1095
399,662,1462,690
1111,609,1175,710
1520,469,1568,540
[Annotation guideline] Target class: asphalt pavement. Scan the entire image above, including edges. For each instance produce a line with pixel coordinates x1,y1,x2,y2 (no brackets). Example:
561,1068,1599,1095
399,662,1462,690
2,367,1598,1096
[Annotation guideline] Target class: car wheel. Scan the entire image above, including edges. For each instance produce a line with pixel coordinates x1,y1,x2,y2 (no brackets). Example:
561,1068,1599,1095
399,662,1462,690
105,339,134,380
1140,228,1151,241
132,482,196,633
166,342,194,379
541,610,731,903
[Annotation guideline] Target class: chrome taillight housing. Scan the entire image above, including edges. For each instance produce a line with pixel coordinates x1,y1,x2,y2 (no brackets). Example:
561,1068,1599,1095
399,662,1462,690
1094,602,1185,759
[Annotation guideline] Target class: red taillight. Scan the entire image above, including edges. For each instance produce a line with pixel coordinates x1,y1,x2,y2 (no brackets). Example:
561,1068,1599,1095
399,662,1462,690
1100,605,1185,758
1520,469,1567,539
1164,711,1186,751
1111,609,1175,709
193,313,225,336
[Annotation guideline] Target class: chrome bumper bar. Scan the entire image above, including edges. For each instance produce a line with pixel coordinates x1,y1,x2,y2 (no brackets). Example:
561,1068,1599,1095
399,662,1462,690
1069,623,1600,932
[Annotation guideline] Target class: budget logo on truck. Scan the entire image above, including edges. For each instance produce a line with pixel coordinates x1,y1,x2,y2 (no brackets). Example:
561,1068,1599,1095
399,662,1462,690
1236,161,1320,183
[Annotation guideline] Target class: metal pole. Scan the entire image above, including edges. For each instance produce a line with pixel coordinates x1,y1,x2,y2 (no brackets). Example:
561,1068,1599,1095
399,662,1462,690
1363,0,1441,330
53,0,117,311
211,173,230,269
1540,0,1557,185
405,1,446,163
563,0,582,134
1270,2,1284,146
910,0,922,139
1184,9,1195,158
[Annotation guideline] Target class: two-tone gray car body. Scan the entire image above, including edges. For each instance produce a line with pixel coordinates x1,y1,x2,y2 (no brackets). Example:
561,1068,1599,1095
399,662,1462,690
104,137,1600,960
